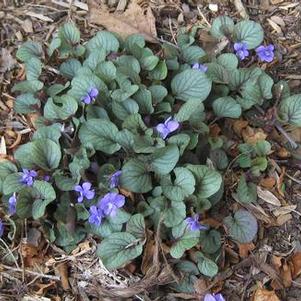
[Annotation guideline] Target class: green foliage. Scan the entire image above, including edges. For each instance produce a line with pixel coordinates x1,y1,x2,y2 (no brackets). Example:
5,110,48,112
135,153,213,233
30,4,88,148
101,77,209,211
3,16,299,287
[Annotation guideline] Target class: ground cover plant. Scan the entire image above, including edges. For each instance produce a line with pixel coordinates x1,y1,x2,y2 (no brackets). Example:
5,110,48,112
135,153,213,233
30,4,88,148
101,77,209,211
1,14,301,298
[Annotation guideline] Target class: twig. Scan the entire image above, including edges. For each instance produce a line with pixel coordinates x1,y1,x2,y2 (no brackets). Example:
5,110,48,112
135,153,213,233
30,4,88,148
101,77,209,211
274,121,298,150
233,0,249,19
1,264,61,281
197,6,211,28
0,238,20,269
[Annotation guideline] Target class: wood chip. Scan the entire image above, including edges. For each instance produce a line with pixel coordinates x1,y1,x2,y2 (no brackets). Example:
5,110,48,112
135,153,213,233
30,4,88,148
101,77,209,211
267,18,282,34
25,11,54,22
23,19,33,33
257,186,281,207
0,137,7,155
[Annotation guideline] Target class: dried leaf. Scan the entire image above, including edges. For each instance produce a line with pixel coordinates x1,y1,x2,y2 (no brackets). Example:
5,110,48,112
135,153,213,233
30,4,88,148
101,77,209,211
242,127,267,145
0,137,7,155
257,186,281,207
55,263,70,290
232,119,248,137
238,242,255,258
252,287,280,301
0,48,16,73
35,281,56,296
277,147,290,158
88,0,157,43
141,237,156,274
271,255,282,272
259,177,276,189
281,262,292,288
272,205,297,217
290,252,301,278
277,167,285,197
276,213,292,226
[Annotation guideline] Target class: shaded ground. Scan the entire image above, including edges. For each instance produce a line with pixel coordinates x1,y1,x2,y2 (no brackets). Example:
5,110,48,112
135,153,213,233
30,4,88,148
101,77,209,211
0,0,301,300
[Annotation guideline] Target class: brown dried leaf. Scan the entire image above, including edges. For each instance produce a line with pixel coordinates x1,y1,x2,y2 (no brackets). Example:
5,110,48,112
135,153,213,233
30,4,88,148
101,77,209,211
276,213,292,226
272,205,297,217
232,119,248,137
252,287,280,301
35,281,56,296
88,0,157,43
242,126,267,144
290,252,301,279
259,177,276,189
0,48,16,73
257,186,281,207
277,147,290,158
141,236,156,275
281,262,292,288
238,243,255,258
55,263,70,290
271,255,282,272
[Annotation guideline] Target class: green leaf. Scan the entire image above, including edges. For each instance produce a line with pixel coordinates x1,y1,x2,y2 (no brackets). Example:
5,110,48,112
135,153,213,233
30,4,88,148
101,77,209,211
210,149,229,170
120,159,152,193
212,96,242,118
170,222,200,259
69,147,90,179
33,124,62,144
96,232,143,270
164,201,186,227
196,252,218,277
116,55,141,74
54,173,78,191
48,36,61,57
25,57,42,80
12,80,44,93
122,113,148,134
59,22,80,44
236,176,257,204
140,49,159,71
59,59,81,79
89,220,122,238
84,49,106,71
44,95,78,120
126,214,145,240
133,86,154,114
16,41,43,62
125,34,145,53
112,98,139,120
115,129,135,151
149,60,168,80
278,94,301,126
186,165,222,199
79,119,120,154
16,187,34,218
255,141,271,156
3,173,24,195
182,46,206,64
161,167,195,202
206,63,229,83
15,139,62,171
224,209,258,243
171,69,212,102
68,74,107,102
200,230,221,254
47,82,70,97
175,99,204,122
149,85,168,104
150,145,180,175
168,134,190,155
95,61,117,82
210,16,234,39
234,20,264,49
217,53,238,70
15,93,40,114
87,31,119,54
251,157,268,176
0,160,18,192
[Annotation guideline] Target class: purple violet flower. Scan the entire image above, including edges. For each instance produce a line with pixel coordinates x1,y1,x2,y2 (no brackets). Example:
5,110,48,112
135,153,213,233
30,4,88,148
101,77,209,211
233,42,249,60
0,219,4,237
192,63,208,72
88,205,103,226
204,293,225,301
20,169,37,187
185,214,207,232
81,87,99,104
8,193,17,216
256,44,274,62
156,117,180,140
43,175,51,182
99,192,125,217
109,170,122,188
74,182,95,203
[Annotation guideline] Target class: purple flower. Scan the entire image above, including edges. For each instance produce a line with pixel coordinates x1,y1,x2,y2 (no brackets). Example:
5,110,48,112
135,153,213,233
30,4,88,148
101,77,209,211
74,182,95,203
0,219,4,237
81,87,99,104
192,63,208,72
156,117,179,140
256,44,274,62
8,193,17,215
88,205,103,226
234,42,249,60
43,175,51,182
99,192,125,217
20,169,37,186
185,214,207,231
109,170,122,188
204,293,225,301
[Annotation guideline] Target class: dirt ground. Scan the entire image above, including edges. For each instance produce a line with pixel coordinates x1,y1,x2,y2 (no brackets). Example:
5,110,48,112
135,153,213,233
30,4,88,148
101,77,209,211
0,0,301,300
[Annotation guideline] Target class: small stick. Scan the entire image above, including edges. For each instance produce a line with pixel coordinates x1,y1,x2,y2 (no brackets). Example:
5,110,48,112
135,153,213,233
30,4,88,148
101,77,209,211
1,264,61,281
233,0,249,19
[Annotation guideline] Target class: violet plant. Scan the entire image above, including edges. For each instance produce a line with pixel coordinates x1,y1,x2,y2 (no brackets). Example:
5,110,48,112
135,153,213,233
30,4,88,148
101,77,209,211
0,16,300,294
